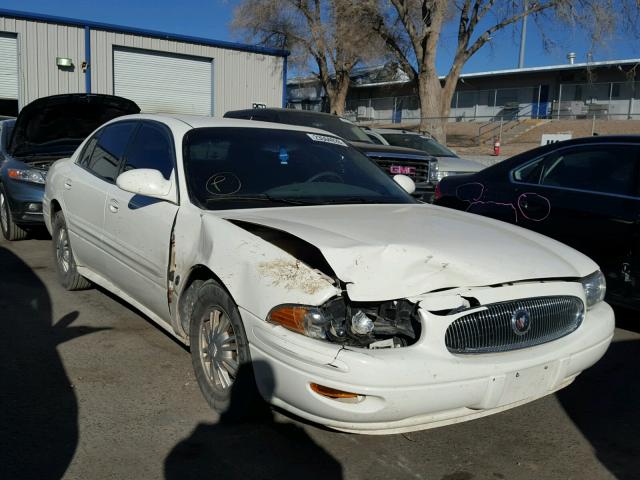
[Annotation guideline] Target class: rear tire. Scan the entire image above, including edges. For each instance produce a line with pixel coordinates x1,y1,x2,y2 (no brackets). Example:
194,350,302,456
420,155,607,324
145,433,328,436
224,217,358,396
189,279,263,419
0,186,28,241
52,211,90,290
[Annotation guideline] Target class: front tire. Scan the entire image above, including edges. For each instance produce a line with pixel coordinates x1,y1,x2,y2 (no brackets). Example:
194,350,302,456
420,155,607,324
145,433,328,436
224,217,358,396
0,186,28,241
52,211,90,290
189,279,261,418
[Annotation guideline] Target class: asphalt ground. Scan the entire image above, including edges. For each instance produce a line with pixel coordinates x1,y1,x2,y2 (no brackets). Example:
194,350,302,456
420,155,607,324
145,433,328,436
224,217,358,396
1,234,639,480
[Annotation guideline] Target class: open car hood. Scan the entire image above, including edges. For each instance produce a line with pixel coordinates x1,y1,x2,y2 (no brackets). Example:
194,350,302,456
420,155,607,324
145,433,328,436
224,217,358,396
222,204,597,301
9,94,140,157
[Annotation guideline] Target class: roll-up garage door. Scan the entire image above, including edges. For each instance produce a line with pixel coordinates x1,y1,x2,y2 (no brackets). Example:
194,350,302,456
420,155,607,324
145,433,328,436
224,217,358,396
113,48,212,116
0,34,18,100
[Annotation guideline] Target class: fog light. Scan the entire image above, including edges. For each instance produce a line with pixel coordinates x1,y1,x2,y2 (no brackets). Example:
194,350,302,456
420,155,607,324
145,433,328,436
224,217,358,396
310,383,360,399
27,203,41,212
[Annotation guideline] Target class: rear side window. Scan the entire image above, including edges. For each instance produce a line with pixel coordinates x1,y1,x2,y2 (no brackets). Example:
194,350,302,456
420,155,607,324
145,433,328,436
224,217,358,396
122,123,175,180
540,145,639,196
84,122,137,182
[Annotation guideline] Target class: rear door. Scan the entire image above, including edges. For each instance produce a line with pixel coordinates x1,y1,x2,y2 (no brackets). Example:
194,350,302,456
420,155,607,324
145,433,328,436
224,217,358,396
102,121,179,321
511,143,640,289
63,122,138,271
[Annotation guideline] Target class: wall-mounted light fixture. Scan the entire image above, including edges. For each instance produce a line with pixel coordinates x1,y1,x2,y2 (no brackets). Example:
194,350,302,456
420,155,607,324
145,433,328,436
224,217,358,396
56,57,73,68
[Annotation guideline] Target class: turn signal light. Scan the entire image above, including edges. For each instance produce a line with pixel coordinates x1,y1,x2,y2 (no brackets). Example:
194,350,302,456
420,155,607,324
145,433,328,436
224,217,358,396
310,383,359,399
268,306,308,334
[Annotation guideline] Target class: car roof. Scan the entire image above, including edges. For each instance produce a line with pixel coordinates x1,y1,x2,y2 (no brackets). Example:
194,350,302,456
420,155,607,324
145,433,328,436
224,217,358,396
224,108,344,121
369,128,427,136
107,113,348,137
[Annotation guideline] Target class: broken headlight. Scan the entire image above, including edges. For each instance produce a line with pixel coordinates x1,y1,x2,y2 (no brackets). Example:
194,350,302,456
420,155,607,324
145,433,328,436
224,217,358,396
267,297,421,349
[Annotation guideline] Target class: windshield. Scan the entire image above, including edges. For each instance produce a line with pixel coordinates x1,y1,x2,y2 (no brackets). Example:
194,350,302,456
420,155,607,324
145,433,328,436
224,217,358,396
382,133,458,157
183,127,415,210
281,113,373,143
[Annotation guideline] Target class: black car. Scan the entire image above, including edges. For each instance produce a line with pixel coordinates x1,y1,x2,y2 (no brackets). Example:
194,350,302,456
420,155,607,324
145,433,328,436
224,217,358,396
0,94,140,240
223,108,438,200
434,135,640,308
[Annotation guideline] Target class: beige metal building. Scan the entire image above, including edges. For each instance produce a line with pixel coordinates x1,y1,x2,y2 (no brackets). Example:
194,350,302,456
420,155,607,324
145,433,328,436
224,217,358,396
0,8,287,117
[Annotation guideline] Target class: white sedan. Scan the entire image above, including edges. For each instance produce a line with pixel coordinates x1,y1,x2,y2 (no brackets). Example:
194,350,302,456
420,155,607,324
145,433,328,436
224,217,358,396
43,114,614,434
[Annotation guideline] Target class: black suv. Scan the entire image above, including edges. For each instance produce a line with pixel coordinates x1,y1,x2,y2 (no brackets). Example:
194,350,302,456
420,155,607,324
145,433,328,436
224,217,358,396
223,108,437,201
434,135,640,309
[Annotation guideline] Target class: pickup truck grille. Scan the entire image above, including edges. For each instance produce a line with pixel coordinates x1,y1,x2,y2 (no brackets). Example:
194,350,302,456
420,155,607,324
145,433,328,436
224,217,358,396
368,156,431,185
445,296,584,354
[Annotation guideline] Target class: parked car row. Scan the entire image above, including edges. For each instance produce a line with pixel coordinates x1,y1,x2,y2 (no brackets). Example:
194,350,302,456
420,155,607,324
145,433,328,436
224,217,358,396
1,97,616,434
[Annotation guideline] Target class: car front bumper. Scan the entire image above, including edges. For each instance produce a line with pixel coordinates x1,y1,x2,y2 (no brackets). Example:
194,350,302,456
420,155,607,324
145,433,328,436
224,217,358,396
241,285,614,434
2,178,45,226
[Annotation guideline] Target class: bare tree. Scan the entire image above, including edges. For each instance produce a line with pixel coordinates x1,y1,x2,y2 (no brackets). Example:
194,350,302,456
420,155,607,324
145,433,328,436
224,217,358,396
371,0,640,142
232,0,382,115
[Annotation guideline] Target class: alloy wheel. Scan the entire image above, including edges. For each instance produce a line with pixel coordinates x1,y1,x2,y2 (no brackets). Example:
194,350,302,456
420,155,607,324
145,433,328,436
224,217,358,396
0,192,8,233
199,307,239,391
55,226,71,273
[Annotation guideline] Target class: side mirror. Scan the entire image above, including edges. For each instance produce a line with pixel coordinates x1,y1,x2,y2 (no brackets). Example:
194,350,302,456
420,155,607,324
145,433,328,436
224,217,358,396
393,174,416,194
116,169,175,201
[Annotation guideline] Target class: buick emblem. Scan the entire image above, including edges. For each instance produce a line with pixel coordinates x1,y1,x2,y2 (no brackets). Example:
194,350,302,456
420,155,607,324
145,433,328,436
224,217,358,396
511,308,531,335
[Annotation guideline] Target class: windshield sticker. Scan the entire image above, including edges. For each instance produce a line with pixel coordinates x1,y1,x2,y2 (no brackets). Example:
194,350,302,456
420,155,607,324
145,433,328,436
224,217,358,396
307,133,347,147
279,147,289,165
206,172,242,195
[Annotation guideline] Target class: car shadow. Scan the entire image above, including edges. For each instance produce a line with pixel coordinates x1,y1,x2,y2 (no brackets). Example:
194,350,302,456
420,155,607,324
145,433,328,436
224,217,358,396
164,361,343,480
557,311,640,479
0,247,108,480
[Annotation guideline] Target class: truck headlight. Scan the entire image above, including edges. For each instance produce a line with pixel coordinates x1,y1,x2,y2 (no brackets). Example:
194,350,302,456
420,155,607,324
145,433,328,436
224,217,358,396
581,270,606,309
436,170,452,181
428,159,439,183
8,168,46,185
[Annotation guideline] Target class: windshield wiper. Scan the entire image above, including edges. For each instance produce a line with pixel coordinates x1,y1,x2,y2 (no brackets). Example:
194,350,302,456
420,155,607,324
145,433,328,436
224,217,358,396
318,197,387,205
205,194,318,206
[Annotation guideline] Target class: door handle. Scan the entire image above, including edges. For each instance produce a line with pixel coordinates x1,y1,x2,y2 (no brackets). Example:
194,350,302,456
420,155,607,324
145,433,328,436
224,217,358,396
108,199,119,213
64,179,72,190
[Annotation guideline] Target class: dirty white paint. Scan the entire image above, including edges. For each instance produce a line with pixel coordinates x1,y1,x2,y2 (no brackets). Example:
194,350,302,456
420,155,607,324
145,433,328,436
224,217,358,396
43,114,615,435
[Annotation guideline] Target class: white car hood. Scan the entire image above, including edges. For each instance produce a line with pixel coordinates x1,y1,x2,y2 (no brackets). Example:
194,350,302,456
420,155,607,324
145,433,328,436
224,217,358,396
222,204,597,301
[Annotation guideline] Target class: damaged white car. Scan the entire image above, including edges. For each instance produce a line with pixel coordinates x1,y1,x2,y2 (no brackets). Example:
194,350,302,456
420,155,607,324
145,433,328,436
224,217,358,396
43,115,614,434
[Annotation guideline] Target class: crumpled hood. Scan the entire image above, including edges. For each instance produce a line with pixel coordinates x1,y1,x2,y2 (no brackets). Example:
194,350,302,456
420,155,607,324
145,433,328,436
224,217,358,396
222,204,597,301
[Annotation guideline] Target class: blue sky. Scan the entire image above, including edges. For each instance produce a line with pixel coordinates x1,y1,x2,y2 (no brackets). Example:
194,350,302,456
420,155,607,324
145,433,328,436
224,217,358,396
2,0,638,76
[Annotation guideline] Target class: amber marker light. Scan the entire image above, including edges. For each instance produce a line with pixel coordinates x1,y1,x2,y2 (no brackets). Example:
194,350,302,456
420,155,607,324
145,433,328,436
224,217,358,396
267,305,308,334
310,383,360,399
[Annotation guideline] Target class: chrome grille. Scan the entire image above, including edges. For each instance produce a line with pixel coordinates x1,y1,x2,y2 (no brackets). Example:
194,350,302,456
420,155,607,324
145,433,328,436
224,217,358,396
445,296,584,354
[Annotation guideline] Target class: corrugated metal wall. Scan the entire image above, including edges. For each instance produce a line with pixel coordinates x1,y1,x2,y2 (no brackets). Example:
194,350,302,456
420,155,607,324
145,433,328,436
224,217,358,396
0,15,284,115
0,16,85,107
90,30,283,116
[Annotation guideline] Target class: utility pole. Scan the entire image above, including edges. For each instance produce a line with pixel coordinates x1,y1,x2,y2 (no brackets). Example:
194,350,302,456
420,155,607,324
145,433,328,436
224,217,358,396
518,0,528,68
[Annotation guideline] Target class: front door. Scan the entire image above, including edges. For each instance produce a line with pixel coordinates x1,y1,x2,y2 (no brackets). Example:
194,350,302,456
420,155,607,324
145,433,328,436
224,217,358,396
102,121,179,321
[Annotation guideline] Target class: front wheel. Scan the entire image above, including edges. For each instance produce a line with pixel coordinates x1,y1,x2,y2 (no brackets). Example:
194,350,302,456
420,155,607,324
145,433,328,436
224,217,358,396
0,186,27,241
52,211,90,290
189,279,262,418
